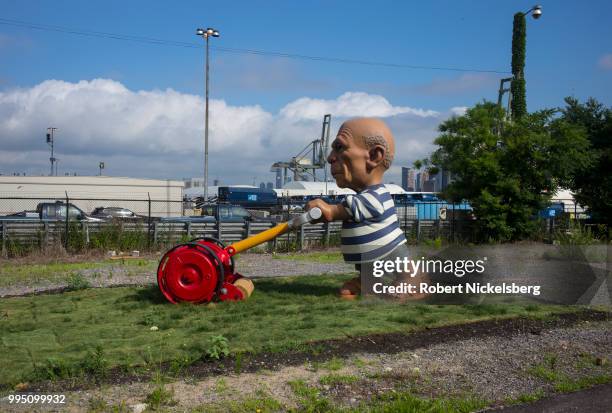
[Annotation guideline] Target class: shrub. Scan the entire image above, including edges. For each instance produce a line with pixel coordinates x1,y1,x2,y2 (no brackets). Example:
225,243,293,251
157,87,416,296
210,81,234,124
206,335,230,360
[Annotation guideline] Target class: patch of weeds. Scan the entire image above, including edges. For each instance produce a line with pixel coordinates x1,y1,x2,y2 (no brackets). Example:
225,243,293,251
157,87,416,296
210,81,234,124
353,357,368,369
288,379,332,412
308,343,326,357
554,374,612,393
528,353,561,382
464,304,508,317
367,391,488,413
231,396,283,412
524,304,540,312
200,389,284,413
169,354,193,377
316,357,344,371
145,385,176,410
107,401,131,413
65,272,91,291
576,352,600,368
235,352,245,374
528,364,562,382
319,374,359,385
215,377,228,394
527,353,612,394
87,396,108,412
206,335,230,360
81,345,109,380
504,389,545,405
32,357,75,381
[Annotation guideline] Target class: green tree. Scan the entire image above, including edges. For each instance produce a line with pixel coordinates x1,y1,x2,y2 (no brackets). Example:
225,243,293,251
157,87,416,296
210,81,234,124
429,102,590,241
560,97,612,224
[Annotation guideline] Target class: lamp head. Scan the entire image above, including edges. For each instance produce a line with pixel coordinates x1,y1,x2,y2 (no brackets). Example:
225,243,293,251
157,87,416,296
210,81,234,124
531,5,542,19
196,28,205,36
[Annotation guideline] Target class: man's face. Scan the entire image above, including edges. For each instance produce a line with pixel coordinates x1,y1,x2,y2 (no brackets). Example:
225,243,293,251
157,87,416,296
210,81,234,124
327,124,369,191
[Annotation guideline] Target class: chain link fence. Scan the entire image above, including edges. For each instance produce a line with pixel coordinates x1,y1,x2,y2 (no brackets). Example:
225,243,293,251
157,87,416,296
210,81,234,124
0,195,596,257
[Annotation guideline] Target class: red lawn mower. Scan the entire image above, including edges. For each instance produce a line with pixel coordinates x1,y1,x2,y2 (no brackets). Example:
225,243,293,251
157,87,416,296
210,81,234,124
157,207,322,304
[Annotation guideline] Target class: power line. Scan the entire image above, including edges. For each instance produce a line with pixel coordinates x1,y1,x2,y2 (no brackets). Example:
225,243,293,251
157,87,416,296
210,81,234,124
0,17,511,74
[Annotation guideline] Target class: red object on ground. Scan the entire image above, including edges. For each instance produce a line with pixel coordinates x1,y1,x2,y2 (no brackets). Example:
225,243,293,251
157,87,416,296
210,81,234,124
157,238,247,304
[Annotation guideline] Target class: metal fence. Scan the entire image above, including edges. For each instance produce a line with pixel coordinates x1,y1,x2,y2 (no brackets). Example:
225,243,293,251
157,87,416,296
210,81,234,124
0,196,592,256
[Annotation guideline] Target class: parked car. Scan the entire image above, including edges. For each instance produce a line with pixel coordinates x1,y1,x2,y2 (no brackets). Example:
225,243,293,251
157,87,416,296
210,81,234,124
90,207,156,221
160,204,275,223
1,201,102,222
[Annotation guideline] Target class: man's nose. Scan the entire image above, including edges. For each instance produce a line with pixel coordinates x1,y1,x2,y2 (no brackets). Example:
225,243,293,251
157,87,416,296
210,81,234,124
327,152,335,163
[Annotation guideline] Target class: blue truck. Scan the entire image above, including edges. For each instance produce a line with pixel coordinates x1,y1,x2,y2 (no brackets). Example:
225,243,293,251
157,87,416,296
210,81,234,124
217,187,278,209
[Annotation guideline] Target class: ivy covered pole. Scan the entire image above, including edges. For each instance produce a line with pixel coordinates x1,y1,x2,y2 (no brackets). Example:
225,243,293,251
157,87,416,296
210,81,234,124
510,5,542,120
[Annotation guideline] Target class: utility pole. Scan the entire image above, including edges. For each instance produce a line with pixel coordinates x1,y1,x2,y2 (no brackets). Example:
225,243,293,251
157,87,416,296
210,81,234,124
46,127,57,176
510,5,542,120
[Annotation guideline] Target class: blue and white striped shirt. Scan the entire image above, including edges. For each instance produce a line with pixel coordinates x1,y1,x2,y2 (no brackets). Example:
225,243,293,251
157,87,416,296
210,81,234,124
341,184,407,263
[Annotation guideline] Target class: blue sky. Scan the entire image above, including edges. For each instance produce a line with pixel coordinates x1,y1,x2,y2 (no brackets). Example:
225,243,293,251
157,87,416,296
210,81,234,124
0,1,610,184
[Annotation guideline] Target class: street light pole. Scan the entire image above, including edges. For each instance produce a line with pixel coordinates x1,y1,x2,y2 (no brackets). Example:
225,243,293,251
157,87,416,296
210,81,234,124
46,127,57,176
196,27,220,204
510,5,542,120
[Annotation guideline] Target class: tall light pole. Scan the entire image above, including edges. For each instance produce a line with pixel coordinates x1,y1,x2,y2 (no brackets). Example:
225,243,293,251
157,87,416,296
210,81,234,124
99,161,105,176
510,5,542,119
196,27,220,203
46,127,57,176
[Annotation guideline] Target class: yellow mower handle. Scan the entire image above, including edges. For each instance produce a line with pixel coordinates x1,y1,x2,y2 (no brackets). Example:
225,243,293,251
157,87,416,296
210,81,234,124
225,207,322,256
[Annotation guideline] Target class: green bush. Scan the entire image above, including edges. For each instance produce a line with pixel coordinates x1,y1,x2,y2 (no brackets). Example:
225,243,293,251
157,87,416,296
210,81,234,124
206,335,230,360
65,272,91,291
555,222,599,245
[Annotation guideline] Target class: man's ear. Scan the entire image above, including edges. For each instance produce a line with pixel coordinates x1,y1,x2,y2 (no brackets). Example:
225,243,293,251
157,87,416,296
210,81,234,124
366,145,386,170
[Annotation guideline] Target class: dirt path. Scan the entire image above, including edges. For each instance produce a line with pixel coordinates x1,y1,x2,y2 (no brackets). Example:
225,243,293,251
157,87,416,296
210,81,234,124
3,312,610,412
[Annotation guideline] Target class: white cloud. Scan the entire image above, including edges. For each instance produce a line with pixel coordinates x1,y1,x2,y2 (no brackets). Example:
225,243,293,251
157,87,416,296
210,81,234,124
279,92,438,120
450,106,468,116
0,79,453,183
598,53,612,70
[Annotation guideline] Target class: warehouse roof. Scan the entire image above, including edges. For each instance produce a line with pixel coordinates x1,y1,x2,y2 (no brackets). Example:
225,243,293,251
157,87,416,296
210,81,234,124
274,181,407,197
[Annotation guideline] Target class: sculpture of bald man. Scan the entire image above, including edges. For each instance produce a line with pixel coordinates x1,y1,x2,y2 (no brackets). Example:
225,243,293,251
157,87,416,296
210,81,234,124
307,117,424,299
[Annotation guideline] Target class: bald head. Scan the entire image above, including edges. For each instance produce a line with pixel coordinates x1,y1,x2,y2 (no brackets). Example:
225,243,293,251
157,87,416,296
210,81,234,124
337,118,395,169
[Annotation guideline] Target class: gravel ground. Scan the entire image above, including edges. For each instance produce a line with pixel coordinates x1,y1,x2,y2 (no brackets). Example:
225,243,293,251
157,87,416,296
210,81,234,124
0,252,355,298
3,320,609,412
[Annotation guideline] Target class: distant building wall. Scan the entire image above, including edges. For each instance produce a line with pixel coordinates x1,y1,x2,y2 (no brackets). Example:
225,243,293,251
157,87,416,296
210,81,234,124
0,176,184,217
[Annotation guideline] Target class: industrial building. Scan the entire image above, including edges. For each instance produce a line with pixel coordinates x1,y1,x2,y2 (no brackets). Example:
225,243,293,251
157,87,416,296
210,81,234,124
0,176,184,217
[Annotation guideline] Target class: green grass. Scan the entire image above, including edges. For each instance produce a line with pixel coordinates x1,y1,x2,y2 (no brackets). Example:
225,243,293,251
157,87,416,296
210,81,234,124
319,374,359,385
198,389,488,413
0,273,581,389
0,259,157,287
196,389,284,413
527,353,612,393
272,251,344,263
363,392,488,413
504,389,546,405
